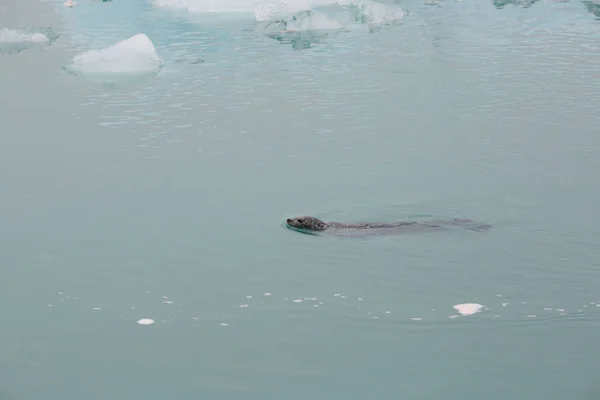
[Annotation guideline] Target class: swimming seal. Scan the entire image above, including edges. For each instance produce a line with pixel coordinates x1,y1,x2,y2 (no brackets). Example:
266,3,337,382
285,216,490,235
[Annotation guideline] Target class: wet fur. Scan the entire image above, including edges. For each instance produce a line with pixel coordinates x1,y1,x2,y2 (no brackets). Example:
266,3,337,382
286,216,490,234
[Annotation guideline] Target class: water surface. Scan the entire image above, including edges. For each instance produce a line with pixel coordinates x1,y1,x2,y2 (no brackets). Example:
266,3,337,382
2,0,600,399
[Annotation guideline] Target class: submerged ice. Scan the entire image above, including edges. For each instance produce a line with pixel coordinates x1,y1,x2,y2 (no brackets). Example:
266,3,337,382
65,34,163,84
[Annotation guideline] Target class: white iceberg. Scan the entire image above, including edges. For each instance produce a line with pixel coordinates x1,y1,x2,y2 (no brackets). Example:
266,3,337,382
0,28,50,54
65,33,163,85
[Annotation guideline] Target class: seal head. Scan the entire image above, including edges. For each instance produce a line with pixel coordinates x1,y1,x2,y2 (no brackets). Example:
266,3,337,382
286,216,328,231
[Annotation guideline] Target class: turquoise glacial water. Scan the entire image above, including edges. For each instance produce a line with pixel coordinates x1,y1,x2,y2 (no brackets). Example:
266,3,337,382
2,0,600,398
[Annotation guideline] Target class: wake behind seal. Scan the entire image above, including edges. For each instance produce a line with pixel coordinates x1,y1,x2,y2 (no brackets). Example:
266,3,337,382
285,215,491,236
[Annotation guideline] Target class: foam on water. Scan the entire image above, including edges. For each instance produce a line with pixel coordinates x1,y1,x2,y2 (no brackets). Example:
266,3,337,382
65,33,163,85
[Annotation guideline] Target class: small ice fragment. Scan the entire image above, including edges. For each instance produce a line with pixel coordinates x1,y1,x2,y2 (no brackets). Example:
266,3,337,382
137,319,155,325
240,304,248,308
319,302,324,305
192,317,199,320
448,315,459,319
453,303,484,316
313,305,319,307
334,293,341,297
526,315,536,318
246,296,252,299
58,292,63,295
162,296,168,299
544,308,552,311
373,317,379,319
358,298,363,301
502,302,509,307
48,304,52,307
65,33,163,84
93,308,102,311
385,311,391,314
63,0,76,7
219,323,228,326
559,313,567,315
556,309,565,312
496,294,502,297
264,293,271,296
410,317,422,321
341,296,348,299
293,299,303,303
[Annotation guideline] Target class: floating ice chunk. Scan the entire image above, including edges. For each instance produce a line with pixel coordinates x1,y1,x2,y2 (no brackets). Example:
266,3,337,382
65,34,163,84
137,318,155,325
0,28,51,54
155,0,253,13
453,303,484,316
355,2,405,28
0,29,49,44
255,0,312,21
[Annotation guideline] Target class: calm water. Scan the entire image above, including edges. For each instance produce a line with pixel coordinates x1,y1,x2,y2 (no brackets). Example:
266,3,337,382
2,0,600,398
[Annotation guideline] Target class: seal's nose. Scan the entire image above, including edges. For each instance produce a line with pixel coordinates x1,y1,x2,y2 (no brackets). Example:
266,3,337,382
286,218,293,224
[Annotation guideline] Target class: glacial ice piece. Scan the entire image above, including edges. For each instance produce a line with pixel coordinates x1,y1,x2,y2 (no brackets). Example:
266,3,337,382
0,28,51,55
355,1,405,28
264,9,345,49
65,33,163,85
453,303,484,316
